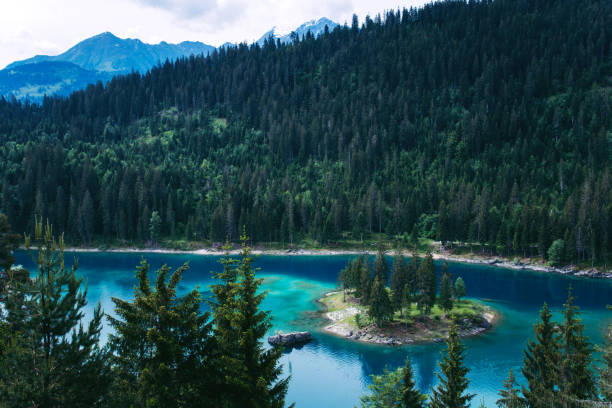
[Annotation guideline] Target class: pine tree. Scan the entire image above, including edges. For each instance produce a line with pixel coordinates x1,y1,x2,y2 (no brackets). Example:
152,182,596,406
417,251,436,314
149,210,162,245
369,276,393,327
439,272,454,312
360,260,373,304
222,229,291,408
373,243,389,285
454,277,466,302
496,369,525,408
390,250,406,315
521,303,559,408
403,357,427,407
0,217,110,407
430,319,475,408
0,213,20,273
558,286,595,401
599,325,612,401
108,259,216,407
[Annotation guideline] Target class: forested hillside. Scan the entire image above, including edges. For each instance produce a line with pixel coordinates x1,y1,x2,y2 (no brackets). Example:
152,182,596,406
0,0,610,265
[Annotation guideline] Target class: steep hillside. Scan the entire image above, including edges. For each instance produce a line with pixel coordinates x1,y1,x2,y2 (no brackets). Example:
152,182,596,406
0,0,610,266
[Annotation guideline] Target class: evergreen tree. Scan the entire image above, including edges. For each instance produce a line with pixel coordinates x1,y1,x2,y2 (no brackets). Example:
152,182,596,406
369,276,393,327
439,272,454,312
454,277,466,302
219,229,291,408
548,239,565,266
496,369,524,408
416,252,436,314
0,218,110,407
359,366,405,408
390,250,406,315
360,260,373,304
521,303,559,408
599,326,612,401
0,213,20,272
373,243,389,285
403,357,427,407
558,286,596,401
149,210,162,245
430,319,475,408
108,259,216,407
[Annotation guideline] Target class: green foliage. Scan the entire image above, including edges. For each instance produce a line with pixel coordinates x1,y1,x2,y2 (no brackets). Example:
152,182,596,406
521,303,559,407
520,289,596,407
496,369,525,408
149,210,162,244
439,273,454,312
454,277,466,301
558,286,596,400
212,230,291,408
107,260,216,407
599,327,612,401
390,250,407,314
547,239,565,266
0,0,609,268
0,217,110,407
416,252,436,314
430,319,475,408
369,276,393,327
403,358,427,408
0,213,20,272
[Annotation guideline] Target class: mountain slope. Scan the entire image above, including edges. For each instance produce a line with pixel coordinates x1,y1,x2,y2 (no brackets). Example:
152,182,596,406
6,32,216,74
0,61,111,100
0,0,609,267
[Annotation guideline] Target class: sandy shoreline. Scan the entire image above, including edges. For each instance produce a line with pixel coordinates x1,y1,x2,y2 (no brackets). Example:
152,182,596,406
39,245,610,280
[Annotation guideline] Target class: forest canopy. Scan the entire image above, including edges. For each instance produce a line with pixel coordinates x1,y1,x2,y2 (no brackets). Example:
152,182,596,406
0,0,610,266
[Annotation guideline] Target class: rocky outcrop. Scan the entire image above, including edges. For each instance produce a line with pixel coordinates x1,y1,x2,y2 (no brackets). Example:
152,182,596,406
268,331,313,347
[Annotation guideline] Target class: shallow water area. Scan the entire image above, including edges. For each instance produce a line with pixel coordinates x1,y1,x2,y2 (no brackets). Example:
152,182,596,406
13,251,612,407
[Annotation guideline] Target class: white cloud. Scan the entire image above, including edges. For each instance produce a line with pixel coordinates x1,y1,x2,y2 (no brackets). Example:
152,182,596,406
0,0,428,69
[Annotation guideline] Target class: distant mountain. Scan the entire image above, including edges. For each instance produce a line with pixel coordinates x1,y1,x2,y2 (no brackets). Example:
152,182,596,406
6,32,216,74
256,18,338,46
1,18,337,101
0,61,112,101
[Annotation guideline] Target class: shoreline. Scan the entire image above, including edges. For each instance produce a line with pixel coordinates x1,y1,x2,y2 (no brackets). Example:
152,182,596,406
317,291,498,346
34,244,611,281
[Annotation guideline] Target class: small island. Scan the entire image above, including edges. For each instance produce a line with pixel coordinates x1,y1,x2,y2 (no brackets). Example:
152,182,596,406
318,246,498,345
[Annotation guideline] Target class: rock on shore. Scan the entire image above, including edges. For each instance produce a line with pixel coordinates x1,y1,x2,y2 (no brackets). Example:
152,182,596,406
268,331,313,346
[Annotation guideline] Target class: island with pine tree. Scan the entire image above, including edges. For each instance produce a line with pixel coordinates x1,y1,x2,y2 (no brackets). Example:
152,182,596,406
318,248,498,345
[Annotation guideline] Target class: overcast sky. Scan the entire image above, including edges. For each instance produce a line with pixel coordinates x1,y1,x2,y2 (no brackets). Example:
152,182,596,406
0,0,428,69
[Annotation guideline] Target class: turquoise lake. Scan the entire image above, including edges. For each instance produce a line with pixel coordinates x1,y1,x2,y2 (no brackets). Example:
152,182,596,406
13,251,612,407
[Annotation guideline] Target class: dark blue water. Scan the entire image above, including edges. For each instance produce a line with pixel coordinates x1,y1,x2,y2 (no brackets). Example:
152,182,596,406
13,251,612,407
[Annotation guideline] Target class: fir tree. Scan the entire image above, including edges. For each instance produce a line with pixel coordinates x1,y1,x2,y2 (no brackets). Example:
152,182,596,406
454,277,466,302
417,252,436,314
108,259,216,407
403,357,427,407
599,325,612,401
390,250,406,315
373,243,389,285
0,217,110,407
496,369,525,408
558,286,595,401
439,272,454,312
360,260,373,304
521,303,559,408
430,319,475,408
0,213,20,273
149,210,162,245
222,229,291,408
368,276,393,327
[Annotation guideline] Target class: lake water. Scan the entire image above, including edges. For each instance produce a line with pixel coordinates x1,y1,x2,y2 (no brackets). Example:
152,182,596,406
13,251,612,407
